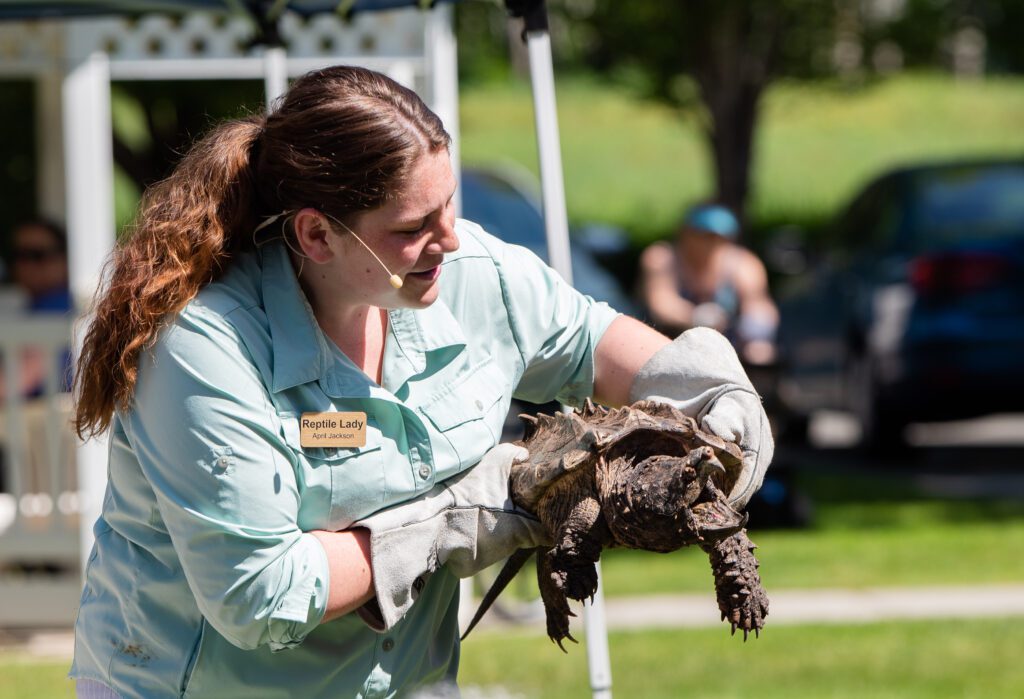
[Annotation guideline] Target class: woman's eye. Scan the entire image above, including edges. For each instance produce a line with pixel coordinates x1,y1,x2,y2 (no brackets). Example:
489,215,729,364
399,218,429,235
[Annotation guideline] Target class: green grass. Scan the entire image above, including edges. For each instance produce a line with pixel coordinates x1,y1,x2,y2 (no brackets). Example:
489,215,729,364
6,618,1021,699
459,73,1024,243
0,655,72,699
459,618,1024,698
481,467,1024,598
490,498,1024,599
600,503,1024,595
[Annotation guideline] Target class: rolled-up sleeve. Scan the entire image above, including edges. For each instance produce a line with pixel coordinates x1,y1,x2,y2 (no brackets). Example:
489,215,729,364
124,308,329,652
494,241,620,406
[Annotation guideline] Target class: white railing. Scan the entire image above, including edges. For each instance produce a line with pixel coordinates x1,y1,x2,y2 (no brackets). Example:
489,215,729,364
0,314,82,627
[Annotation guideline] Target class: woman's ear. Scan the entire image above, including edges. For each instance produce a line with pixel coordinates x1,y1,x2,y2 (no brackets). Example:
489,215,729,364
292,208,335,263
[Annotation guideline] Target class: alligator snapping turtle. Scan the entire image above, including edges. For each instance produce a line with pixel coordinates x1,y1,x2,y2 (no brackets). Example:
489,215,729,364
463,399,769,649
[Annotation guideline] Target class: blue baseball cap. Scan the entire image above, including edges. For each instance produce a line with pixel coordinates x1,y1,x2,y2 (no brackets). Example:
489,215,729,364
684,204,739,239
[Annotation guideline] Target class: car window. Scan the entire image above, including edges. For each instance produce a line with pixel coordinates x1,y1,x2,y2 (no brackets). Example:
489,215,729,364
907,164,1024,252
832,178,903,256
460,170,546,248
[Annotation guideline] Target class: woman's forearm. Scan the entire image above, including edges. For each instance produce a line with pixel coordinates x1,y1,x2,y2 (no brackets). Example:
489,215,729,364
310,528,376,623
593,315,670,407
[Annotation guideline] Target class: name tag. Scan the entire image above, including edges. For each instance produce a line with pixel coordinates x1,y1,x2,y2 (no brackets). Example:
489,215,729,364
300,412,367,448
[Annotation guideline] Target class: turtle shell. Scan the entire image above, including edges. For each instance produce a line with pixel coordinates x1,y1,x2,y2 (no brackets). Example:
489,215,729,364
510,399,743,514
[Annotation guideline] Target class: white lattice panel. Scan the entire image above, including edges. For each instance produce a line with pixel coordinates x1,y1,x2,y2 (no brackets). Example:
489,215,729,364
75,8,425,62
0,8,428,76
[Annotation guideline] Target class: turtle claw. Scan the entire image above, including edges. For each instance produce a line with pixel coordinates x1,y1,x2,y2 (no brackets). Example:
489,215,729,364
556,632,579,652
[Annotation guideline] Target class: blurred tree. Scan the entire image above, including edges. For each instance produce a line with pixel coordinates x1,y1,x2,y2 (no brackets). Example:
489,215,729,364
564,0,837,223
112,80,263,193
534,0,1019,224
109,80,263,233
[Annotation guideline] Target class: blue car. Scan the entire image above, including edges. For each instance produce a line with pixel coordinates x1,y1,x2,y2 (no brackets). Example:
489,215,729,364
460,165,636,317
776,160,1024,447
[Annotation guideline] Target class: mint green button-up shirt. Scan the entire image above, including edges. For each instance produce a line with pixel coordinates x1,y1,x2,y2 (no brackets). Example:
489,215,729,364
70,220,620,698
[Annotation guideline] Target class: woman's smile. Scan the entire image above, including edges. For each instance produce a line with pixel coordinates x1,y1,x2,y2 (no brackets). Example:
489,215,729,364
406,264,442,282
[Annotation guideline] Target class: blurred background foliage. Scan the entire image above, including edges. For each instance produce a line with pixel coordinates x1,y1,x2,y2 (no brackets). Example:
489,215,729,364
456,0,1024,243
2,0,1022,262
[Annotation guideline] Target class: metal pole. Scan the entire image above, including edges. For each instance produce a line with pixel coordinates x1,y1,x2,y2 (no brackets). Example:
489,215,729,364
584,561,613,699
511,2,613,696
523,28,573,285
263,45,288,111
424,3,463,217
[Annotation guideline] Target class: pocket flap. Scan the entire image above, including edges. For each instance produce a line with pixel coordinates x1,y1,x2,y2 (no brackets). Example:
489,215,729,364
421,361,506,432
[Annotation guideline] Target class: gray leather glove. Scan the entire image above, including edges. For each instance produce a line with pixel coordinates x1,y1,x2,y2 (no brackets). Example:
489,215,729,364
628,327,774,508
355,443,549,631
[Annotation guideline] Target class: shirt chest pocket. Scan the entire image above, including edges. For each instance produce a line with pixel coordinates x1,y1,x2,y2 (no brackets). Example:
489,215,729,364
419,360,508,477
280,414,387,531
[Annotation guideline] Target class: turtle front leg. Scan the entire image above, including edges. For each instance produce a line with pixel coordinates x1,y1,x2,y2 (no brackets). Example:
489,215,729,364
537,495,609,649
537,551,576,651
551,495,608,602
700,530,769,640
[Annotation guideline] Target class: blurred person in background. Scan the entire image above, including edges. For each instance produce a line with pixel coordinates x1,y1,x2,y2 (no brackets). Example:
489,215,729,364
639,203,779,366
0,219,72,400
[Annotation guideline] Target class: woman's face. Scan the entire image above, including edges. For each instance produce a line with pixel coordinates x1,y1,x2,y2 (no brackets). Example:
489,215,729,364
12,223,68,298
326,148,459,310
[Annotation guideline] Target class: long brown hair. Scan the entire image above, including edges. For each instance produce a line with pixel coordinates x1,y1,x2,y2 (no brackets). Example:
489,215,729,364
74,65,450,438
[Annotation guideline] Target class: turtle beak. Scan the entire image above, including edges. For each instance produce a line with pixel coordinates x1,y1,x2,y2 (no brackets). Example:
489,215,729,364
697,454,726,483
685,446,726,484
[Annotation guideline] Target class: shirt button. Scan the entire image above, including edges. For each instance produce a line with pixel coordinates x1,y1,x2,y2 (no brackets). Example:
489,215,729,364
475,399,484,411
418,464,431,479
382,638,395,652
216,456,231,468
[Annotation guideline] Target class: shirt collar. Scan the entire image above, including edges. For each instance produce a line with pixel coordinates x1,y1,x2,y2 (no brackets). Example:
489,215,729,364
261,244,467,394
261,244,330,393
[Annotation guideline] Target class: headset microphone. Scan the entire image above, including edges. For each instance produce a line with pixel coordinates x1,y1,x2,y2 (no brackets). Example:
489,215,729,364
328,214,404,289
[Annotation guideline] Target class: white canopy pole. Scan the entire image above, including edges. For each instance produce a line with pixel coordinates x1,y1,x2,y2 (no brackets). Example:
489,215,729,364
523,29,573,285
62,38,115,578
263,45,288,110
514,2,613,696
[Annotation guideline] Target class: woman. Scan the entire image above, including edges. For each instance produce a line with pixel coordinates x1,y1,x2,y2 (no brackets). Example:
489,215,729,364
71,66,771,698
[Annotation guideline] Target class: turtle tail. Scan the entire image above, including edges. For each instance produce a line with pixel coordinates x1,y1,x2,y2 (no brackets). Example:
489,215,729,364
460,548,538,641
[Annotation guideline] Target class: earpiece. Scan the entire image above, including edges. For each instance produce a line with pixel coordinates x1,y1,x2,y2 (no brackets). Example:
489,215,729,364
323,212,404,289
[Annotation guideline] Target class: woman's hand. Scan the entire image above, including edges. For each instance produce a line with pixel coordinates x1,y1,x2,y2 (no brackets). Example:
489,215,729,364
627,327,774,509
353,443,548,631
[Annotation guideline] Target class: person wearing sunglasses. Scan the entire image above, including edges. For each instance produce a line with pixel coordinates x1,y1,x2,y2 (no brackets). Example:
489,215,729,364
9,219,72,313
0,219,72,401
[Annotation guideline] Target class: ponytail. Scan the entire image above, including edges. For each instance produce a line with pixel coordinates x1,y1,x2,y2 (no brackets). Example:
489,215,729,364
74,116,263,438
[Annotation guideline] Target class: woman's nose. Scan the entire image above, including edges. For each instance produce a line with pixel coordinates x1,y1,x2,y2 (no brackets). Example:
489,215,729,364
428,212,459,254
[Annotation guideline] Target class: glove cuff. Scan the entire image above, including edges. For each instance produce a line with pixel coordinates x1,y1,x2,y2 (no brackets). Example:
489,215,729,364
629,327,755,410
